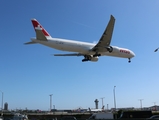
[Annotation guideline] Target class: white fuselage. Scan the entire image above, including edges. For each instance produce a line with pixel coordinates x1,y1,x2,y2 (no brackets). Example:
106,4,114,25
31,37,135,59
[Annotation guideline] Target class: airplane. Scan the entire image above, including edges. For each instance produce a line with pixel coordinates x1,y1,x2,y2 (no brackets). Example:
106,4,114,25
87,106,105,112
25,15,135,62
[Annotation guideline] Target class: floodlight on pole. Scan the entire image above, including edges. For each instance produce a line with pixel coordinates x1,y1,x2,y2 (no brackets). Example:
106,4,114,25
100,97,105,108
49,94,53,112
113,86,116,111
0,91,3,110
153,102,156,106
138,99,143,109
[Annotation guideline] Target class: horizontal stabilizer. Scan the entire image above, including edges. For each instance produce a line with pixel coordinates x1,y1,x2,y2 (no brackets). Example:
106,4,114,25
24,41,37,45
54,53,83,56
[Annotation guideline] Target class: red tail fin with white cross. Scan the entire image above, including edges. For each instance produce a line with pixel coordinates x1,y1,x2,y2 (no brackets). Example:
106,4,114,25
31,19,51,40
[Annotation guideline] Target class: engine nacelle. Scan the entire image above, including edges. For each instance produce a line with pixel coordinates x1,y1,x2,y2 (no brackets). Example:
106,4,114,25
106,46,113,52
90,56,98,62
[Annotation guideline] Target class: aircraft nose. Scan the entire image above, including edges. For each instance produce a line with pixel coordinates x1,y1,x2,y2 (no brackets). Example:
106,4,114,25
131,51,135,57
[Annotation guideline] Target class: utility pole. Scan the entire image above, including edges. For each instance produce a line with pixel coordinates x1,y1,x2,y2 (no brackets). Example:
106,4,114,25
49,94,53,112
139,99,143,110
100,97,105,108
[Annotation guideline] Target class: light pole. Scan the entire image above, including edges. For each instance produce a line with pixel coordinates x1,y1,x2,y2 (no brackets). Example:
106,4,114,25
0,91,3,117
53,105,55,114
153,102,157,111
153,102,156,106
0,91,3,110
113,86,116,111
49,94,53,112
100,97,105,109
139,99,143,110
107,104,109,111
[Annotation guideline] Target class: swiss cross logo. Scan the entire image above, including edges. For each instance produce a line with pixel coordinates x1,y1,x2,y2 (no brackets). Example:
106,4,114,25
35,25,42,30
120,49,130,54
32,19,50,36
37,25,41,28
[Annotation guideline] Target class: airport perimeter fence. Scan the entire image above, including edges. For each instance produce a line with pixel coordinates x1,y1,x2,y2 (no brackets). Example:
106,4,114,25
35,119,150,120
28,117,153,120
54,119,149,120
79,119,147,120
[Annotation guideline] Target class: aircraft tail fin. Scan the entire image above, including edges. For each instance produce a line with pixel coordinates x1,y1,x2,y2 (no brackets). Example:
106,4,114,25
88,108,92,113
102,105,105,110
31,19,52,40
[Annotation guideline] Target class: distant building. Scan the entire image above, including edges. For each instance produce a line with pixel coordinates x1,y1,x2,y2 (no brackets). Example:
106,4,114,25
4,102,8,110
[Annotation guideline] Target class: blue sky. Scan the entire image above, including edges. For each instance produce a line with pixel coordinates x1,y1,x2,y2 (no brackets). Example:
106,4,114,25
1,0,159,110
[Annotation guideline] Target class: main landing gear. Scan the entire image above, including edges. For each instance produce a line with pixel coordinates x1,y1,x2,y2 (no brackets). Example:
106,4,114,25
82,59,89,62
93,53,101,57
82,55,90,62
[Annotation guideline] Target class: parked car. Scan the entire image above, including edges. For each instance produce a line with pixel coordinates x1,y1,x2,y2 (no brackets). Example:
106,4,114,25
118,110,152,119
147,115,159,119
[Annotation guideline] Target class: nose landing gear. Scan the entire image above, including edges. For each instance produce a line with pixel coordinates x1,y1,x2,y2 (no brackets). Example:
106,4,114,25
128,58,131,63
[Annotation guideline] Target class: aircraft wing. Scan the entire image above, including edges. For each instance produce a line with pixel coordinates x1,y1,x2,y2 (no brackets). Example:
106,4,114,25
92,15,115,52
54,53,83,56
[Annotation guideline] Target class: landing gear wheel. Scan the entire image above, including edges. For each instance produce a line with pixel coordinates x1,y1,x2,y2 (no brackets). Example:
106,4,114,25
128,58,131,63
82,55,91,62
82,59,89,62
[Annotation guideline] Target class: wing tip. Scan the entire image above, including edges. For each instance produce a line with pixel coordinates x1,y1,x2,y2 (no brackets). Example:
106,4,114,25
110,15,115,20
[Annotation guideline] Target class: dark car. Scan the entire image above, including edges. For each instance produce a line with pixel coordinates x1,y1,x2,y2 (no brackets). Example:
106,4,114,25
61,116,77,120
147,115,159,119
119,110,152,119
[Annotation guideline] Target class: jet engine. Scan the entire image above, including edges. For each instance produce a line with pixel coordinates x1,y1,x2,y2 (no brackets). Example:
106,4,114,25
90,56,98,62
106,46,113,52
